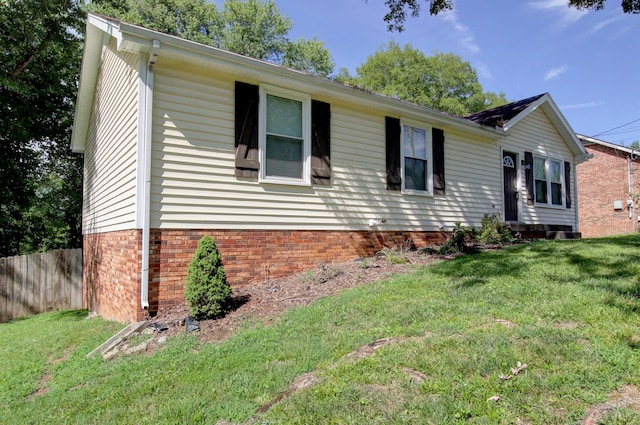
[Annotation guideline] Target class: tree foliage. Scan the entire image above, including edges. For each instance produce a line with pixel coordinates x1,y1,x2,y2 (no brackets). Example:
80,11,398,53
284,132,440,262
0,0,84,256
185,236,231,318
337,42,507,116
568,0,640,13
282,37,335,76
0,0,337,258
88,0,335,76
380,0,638,31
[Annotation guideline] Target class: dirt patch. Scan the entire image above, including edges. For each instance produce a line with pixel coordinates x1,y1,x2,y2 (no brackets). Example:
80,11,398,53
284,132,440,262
580,385,640,425
254,373,320,415
145,250,454,349
26,346,77,399
346,337,403,359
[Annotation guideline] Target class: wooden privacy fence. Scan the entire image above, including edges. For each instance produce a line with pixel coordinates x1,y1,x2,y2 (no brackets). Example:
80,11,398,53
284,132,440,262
0,249,82,323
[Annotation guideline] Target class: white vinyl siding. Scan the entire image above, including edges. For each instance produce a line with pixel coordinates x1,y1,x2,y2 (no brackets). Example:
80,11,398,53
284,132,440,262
150,59,504,231
82,39,139,234
499,108,576,228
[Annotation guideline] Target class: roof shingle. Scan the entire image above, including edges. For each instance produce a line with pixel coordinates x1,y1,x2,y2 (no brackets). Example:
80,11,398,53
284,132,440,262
465,93,546,128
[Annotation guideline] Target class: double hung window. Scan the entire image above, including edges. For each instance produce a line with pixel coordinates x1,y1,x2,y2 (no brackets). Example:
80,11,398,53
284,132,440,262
534,156,564,207
259,85,311,185
402,121,432,195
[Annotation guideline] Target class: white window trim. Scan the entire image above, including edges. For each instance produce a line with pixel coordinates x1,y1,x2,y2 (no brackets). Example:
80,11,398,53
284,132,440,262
534,154,565,208
258,84,312,186
401,118,433,196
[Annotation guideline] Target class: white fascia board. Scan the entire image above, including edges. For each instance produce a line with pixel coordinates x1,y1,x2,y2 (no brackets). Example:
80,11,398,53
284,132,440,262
501,94,548,132
71,14,125,152
503,93,590,163
74,12,505,145
578,134,638,156
112,16,506,141
540,95,590,162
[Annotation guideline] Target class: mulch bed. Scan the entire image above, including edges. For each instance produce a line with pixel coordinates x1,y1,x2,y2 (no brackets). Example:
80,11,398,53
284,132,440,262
145,250,454,346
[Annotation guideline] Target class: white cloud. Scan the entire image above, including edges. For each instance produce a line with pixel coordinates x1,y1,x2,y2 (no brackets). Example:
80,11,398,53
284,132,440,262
474,61,493,80
441,10,480,54
528,0,588,26
561,101,604,110
591,16,623,33
544,65,568,81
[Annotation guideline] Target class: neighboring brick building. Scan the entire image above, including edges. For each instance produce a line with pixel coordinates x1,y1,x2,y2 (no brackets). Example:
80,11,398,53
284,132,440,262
577,135,640,238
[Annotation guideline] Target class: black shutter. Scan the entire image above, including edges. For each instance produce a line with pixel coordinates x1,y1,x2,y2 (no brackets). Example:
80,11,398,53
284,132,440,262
564,161,571,209
525,151,534,206
311,100,331,186
234,81,259,178
385,116,401,191
432,128,445,195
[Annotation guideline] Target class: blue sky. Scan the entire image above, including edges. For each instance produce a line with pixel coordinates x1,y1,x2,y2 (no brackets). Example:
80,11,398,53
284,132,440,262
272,0,640,145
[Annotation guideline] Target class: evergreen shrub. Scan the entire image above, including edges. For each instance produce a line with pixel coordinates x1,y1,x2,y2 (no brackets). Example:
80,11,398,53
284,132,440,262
185,235,231,318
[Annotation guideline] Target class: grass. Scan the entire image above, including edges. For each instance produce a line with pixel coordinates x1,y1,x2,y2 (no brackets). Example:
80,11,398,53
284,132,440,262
1,235,640,424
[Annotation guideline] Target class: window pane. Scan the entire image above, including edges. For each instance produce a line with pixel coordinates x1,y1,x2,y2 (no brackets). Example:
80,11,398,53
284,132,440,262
405,157,426,191
551,182,562,205
267,95,302,138
266,135,303,178
535,179,547,203
403,126,426,159
550,160,562,183
534,157,546,180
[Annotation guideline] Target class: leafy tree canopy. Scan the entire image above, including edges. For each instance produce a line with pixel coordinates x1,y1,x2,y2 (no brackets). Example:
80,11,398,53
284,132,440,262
0,0,84,256
337,42,508,116
380,0,639,31
88,0,335,76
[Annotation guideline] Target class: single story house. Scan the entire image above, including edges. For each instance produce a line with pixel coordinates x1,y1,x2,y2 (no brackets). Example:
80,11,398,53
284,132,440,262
72,13,590,323
577,134,639,238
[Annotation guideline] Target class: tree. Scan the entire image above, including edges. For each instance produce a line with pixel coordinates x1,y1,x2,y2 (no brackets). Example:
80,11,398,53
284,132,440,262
379,0,638,31
337,42,507,116
282,38,336,77
89,0,335,76
214,0,291,62
20,140,83,253
185,235,231,318
0,0,84,256
630,141,640,150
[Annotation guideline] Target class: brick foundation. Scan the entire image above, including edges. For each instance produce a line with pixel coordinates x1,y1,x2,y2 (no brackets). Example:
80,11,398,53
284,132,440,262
85,229,445,323
146,229,444,317
577,144,639,238
83,229,143,323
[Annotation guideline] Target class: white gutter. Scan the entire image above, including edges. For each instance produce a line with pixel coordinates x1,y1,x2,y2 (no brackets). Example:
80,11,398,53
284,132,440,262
140,39,160,310
111,15,506,141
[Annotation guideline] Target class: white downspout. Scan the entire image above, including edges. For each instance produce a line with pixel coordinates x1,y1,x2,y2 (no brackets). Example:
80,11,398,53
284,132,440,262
140,40,160,310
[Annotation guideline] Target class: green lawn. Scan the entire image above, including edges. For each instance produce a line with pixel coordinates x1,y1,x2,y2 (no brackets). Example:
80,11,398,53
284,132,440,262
1,235,640,424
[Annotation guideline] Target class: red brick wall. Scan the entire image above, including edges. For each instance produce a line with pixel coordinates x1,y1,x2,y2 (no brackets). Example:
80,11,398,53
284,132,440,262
146,229,445,314
85,228,445,322
83,229,144,323
577,144,640,238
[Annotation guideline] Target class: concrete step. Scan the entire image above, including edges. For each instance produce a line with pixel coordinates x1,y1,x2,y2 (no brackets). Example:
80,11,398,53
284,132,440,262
545,231,582,240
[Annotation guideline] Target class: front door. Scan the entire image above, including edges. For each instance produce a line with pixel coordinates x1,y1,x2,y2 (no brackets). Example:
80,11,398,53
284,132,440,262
503,151,518,221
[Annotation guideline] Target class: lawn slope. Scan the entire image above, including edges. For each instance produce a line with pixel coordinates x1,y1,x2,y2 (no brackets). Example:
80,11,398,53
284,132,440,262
1,235,639,424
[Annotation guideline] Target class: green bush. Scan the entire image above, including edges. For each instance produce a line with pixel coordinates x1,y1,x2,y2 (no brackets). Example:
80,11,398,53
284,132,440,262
185,235,231,318
439,222,476,254
477,213,514,244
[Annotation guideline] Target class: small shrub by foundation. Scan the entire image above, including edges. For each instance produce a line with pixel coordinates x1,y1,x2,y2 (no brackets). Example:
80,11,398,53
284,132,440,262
477,213,514,244
185,235,232,319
